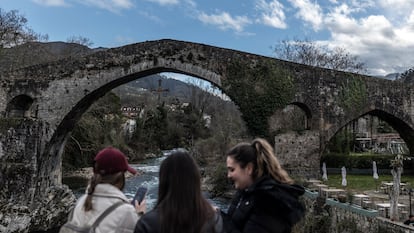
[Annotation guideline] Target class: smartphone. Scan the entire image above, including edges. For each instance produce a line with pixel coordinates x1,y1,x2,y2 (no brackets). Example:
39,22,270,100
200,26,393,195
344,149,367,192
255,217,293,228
131,186,147,205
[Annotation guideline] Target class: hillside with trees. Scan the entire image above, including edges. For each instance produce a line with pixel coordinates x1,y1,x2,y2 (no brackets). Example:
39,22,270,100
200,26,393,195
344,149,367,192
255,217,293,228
62,74,247,174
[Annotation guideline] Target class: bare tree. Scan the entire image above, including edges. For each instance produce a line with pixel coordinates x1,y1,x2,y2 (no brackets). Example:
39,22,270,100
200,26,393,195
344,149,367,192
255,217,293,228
66,35,94,47
0,8,48,48
390,154,404,221
273,37,366,74
184,77,215,114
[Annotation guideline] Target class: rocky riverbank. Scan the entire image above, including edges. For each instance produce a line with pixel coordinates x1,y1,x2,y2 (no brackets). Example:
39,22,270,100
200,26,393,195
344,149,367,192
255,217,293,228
63,165,143,180
62,151,160,181
63,167,93,179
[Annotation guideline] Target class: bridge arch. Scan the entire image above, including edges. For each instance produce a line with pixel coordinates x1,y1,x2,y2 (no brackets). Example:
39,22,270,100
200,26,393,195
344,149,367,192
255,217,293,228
290,101,312,130
268,101,312,134
5,94,35,118
4,90,41,121
325,108,414,155
44,68,230,185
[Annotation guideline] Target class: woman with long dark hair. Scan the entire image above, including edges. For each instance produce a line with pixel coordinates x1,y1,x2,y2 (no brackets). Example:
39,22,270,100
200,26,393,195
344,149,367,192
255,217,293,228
222,138,305,233
134,150,223,233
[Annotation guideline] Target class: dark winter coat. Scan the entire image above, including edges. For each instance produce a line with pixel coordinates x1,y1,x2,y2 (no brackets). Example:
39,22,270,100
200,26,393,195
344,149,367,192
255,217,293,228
134,208,224,233
221,176,305,233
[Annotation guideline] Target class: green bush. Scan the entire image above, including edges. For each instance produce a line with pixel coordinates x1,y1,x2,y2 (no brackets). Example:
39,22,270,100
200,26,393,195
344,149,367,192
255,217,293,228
210,163,231,197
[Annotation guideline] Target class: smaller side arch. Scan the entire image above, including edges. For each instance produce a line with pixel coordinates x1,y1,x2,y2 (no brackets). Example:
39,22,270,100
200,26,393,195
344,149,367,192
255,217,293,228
5,95,36,118
325,109,414,156
290,102,312,130
269,101,312,134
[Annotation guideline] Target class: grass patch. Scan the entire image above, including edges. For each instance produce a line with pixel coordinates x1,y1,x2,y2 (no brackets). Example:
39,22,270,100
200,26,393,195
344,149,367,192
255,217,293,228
322,174,414,192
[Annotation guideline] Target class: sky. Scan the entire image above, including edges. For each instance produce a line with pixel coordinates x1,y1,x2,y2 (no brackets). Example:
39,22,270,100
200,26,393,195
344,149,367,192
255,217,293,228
1,0,414,76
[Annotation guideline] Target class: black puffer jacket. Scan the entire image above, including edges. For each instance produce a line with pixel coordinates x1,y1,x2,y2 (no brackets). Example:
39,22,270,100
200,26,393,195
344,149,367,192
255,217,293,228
134,208,224,233
221,176,305,233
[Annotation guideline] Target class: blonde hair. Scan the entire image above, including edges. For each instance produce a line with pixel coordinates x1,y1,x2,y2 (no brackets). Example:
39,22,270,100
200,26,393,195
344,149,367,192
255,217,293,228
252,138,293,184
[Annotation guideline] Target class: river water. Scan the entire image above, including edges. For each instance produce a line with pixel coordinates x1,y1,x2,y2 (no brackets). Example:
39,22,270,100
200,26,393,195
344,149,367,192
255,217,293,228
72,152,230,211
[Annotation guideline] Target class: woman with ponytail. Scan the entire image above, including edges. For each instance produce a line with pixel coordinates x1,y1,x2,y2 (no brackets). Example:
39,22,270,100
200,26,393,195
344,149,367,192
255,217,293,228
222,138,305,233
67,146,146,233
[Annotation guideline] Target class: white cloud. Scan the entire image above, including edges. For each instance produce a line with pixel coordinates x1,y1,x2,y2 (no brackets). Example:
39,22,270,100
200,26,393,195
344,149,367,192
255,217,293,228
408,11,414,26
138,10,163,24
183,0,196,8
32,0,68,7
348,0,375,11
198,11,252,33
255,0,287,29
325,4,360,34
379,0,414,15
319,1,414,75
35,0,134,11
377,0,414,28
143,0,179,6
288,0,323,31
31,0,414,75
114,35,136,46
112,0,134,8
81,0,134,13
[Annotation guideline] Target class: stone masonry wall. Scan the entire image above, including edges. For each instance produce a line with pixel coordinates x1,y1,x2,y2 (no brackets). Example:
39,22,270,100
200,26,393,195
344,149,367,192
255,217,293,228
0,119,75,232
301,191,414,233
0,119,39,203
275,130,320,179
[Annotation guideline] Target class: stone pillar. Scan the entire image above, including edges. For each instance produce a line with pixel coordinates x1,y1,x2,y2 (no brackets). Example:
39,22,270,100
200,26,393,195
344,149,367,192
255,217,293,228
274,130,321,179
0,119,75,233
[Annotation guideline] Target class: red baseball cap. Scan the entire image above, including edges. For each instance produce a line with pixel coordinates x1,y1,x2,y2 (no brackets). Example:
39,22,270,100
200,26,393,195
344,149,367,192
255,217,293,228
94,147,137,175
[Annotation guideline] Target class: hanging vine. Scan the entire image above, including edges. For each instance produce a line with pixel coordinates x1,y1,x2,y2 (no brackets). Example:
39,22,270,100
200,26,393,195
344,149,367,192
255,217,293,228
223,59,295,137
339,75,367,111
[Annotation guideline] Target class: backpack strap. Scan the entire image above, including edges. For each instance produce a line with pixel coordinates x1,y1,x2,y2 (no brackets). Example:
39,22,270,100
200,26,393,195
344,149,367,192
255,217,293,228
91,202,125,229
67,207,75,221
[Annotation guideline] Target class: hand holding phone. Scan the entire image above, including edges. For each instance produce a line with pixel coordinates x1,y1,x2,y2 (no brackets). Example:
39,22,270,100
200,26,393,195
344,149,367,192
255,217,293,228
131,186,148,205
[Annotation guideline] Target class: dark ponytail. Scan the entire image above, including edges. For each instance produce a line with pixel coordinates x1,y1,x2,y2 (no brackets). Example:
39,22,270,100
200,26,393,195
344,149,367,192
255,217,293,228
83,169,125,211
84,173,102,211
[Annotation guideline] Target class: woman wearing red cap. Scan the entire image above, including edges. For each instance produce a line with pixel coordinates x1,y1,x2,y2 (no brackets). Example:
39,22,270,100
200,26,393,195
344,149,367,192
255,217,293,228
63,146,146,233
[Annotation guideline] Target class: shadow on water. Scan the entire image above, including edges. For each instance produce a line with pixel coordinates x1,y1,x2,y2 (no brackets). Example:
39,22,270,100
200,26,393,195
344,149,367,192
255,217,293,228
62,176,89,192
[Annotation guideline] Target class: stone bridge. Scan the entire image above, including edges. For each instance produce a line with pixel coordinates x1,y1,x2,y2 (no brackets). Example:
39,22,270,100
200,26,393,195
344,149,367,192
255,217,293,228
1,39,414,232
